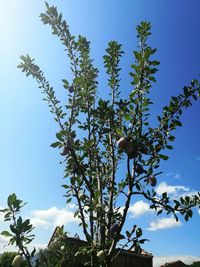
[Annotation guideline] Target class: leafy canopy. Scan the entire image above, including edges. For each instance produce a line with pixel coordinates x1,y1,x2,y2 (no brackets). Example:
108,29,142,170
1,2,200,267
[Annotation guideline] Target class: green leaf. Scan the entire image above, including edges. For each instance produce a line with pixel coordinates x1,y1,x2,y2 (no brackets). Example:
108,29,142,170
187,209,193,218
162,192,167,199
17,216,23,227
62,184,70,189
66,198,72,203
74,209,79,218
50,141,61,148
0,231,13,237
126,230,131,239
56,132,64,141
3,211,12,220
10,225,19,235
139,238,149,244
135,183,141,191
157,210,162,216
7,193,17,208
62,79,69,89
22,219,31,229
134,51,141,60
166,145,173,150
136,228,142,238
124,114,131,121
150,60,160,66
159,154,169,161
192,94,197,100
0,208,9,213
168,135,175,141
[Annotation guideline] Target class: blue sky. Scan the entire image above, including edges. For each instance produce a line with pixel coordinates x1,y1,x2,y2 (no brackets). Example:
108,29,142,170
0,0,200,266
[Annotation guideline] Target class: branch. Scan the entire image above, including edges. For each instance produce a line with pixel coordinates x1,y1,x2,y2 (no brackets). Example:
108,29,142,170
18,55,65,132
108,157,134,257
149,80,200,145
73,187,91,243
137,190,200,220
70,149,94,198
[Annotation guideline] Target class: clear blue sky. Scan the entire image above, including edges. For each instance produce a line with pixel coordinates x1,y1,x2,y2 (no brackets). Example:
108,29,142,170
0,1,200,266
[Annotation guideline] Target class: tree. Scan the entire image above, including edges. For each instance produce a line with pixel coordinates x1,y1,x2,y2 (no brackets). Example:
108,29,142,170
35,227,87,267
187,262,200,267
0,194,35,267
0,252,28,267
1,2,200,267
0,252,17,267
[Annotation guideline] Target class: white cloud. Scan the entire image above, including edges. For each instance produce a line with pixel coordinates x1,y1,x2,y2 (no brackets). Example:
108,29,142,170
166,172,180,179
118,206,124,215
0,205,5,222
0,234,10,244
156,182,189,196
147,216,181,231
180,190,199,199
0,213,4,223
30,217,50,229
174,173,180,179
166,172,173,177
33,243,47,250
129,200,153,218
198,209,200,215
0,234,12,253
30,206,80,229
68,204,76,210
0,244,17,253
154,255,200,267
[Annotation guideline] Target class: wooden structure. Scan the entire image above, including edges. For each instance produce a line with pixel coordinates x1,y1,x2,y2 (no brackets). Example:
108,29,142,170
112,249,153,267
160,260,186,267
48,226,153,267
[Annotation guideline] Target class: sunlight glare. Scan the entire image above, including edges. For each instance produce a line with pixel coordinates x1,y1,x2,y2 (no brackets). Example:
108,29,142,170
0,0,35,54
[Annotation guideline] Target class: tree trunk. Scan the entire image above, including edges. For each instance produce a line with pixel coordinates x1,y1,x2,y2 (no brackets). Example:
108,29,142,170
105,257,112,267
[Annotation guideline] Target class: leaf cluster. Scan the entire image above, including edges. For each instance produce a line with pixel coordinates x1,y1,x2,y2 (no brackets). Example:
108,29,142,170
0,194,35,267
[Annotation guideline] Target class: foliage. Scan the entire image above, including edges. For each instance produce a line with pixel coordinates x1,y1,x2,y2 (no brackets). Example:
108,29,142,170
186,262,200,267
1,2,200,267
0,252,28,267
17,2,200,267
0,194,35,267
0,252,17,267
35,227,87,267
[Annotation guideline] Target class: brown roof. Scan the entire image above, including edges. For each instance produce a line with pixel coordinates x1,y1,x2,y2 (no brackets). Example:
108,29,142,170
160,260,186,267
47,225,64,247
48,226,153,259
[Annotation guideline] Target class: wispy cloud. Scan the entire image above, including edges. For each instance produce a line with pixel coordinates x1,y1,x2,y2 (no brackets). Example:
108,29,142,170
129,200,153,218
30,206,79,229
156,182,189,197
166,172,180,179
174,173,180,179
166,172,173,177
0,214,4,223
0,244,16,253
33,243,47,250
0,205,5,222
180,190,199,199
0,234,10,244
30,217,50,229
147,216,182,231
196,156,200,161
154,255,200,267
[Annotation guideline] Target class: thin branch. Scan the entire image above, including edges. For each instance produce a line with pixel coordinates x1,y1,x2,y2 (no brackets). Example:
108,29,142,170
73,187,91,243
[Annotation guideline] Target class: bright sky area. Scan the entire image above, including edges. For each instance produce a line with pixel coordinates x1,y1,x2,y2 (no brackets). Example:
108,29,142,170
0,1,200,267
